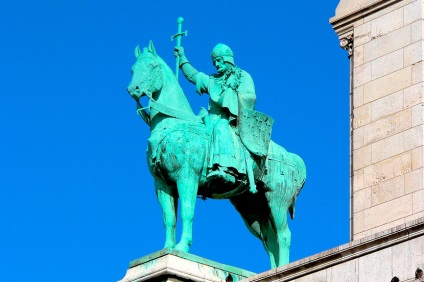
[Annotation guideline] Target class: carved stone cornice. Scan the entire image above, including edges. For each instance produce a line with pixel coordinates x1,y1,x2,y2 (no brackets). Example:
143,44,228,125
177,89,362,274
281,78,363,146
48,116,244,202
330,0,403,36
340,33,354,58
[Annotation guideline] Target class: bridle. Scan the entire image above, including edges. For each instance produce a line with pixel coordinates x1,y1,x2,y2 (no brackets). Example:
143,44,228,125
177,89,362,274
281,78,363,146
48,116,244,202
134,62,202,126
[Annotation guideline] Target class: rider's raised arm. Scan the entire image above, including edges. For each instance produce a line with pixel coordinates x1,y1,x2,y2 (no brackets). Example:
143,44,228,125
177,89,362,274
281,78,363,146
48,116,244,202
180,60,199,84
181,62,210,96
175,46,211,96
174,46,199,84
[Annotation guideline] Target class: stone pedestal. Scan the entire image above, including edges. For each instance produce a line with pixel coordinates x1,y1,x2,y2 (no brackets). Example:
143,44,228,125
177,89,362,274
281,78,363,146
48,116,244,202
118,248,255,282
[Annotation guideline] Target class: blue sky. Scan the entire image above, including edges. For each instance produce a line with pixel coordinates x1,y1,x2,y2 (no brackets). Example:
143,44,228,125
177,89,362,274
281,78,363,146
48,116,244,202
0,1,349,281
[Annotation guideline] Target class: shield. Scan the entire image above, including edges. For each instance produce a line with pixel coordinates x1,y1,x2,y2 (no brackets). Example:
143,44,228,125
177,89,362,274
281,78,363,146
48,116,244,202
238,109,274,157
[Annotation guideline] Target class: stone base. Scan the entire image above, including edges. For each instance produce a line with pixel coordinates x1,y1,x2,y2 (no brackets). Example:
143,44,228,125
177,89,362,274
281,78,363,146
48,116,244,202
244,217,424,282
118,218,424,282
118,248,256,282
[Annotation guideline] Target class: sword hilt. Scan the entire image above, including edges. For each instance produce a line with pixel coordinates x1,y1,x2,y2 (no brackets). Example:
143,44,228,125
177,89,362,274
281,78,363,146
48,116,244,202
171,31,188,42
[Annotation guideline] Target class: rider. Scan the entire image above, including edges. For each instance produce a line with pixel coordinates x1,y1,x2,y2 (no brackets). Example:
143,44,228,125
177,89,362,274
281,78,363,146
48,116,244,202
174,43,257,191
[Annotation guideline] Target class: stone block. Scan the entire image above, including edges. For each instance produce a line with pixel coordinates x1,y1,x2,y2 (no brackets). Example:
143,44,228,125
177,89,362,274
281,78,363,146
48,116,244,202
371,131,405,163
364,66,411,104
353,168,364,192
370,8,403,39
353,210,365,234
352,103,371,129
411,146,423,169
353,229,372,240
353,126,364,150
327,260,359,282
353,187,371,212
353,145,372,170
411,20,424,43
371,49,404,80
404,82,423,109
364,25,411,63
371,218,405,235
404,40,424,67
405,210,424,223
354,21,371,47
353,44,364,67
290,269,327,282
392,234,424,279
412,103,424,127
413,189,424,214
353,62,372,87
404,125,423,151
404,0,422,26
371,90,404,121
361,194,413,232
364,151,411,188
371,175,405,206
412,61,423,84
405,168,423,195
353,85,364,108
363,108,412,146
358,247,392,282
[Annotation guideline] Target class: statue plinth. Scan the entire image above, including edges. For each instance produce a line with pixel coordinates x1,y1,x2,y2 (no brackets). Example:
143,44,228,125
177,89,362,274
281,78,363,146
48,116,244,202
118,249,255,282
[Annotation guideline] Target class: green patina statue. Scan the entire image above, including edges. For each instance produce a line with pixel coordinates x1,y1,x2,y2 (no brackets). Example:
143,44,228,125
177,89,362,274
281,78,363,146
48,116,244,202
175,43,258,193
127,36,306,268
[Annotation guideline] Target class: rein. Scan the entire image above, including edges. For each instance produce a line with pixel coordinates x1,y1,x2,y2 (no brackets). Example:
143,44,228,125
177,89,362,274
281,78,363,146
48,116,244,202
137,90,202,126
136,99,151,125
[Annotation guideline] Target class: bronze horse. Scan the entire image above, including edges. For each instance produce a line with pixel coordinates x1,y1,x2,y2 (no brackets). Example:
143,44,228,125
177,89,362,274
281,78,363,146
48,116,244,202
127,41,306,268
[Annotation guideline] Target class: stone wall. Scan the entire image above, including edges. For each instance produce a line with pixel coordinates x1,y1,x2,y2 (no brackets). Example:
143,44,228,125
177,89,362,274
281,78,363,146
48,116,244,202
243,218,424,282
331,0,424,240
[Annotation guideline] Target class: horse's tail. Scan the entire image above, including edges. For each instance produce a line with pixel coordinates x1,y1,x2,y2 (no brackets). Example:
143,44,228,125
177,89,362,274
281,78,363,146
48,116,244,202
288,153,306,220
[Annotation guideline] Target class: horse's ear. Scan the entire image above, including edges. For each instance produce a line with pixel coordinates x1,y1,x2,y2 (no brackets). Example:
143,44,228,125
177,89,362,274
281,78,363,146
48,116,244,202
148,40,158,57
134,45,141,58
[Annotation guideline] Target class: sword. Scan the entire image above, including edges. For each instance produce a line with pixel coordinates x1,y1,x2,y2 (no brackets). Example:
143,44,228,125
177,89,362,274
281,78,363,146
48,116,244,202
171,17,187,80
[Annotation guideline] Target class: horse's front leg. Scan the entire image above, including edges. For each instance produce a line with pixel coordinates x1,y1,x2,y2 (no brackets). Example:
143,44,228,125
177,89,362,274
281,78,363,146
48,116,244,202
155,179,178,249
174,175,199,252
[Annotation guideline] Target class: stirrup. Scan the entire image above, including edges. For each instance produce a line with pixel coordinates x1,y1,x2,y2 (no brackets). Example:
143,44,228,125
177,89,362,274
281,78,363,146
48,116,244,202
207,169,236,184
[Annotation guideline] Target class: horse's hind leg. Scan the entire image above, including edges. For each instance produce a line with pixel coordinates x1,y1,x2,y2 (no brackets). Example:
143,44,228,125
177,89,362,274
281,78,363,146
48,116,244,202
266,198,291,267
174,176,199,252
278,224,291,266
263,221,291,267
155,180,178,249
230,195,276,267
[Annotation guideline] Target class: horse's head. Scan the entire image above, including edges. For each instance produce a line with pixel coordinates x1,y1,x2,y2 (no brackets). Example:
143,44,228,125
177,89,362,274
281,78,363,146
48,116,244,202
127,41,164,101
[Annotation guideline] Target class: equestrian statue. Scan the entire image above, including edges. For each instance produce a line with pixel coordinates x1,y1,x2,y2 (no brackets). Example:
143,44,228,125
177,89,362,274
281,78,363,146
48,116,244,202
126,20,306,269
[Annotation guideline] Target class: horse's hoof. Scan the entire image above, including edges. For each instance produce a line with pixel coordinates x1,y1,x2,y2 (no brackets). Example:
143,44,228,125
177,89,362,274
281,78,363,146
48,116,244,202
174,243,190,253
164,244,176,249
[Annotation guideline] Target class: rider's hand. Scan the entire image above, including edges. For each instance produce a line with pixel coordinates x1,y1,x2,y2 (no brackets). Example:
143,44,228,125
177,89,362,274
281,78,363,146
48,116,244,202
174,46,185,58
